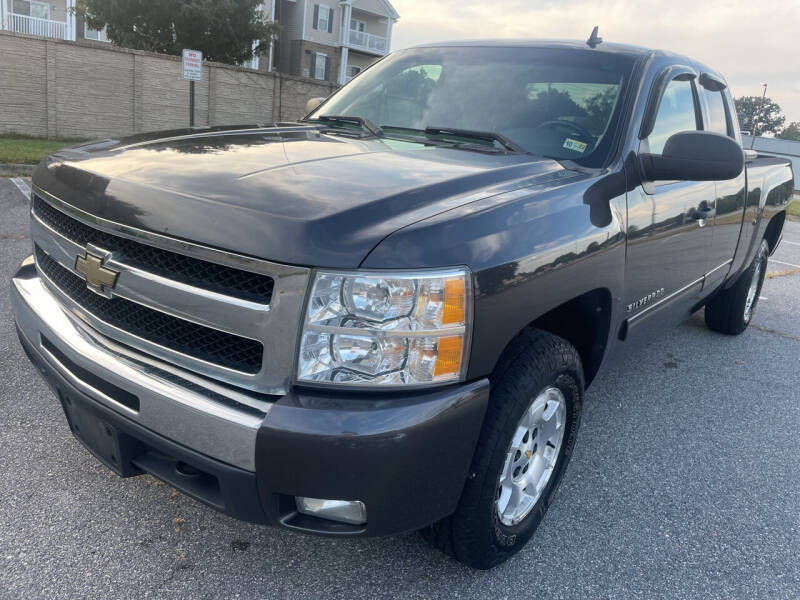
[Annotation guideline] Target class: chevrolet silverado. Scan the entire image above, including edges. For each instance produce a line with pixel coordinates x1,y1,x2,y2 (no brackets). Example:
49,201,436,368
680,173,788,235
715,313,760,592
11,39,794,568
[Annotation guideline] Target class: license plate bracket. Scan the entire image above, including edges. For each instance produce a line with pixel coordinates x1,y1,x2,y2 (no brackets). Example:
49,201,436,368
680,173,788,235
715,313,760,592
61,394,144,477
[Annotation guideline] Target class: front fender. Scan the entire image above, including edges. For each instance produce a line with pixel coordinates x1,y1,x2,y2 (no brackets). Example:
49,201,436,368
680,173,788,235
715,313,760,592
362,175,628,380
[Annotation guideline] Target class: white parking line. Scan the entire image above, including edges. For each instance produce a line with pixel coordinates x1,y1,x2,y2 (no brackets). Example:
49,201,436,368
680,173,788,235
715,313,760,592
782,240,800,246
10,177,31,199
769,258,800,269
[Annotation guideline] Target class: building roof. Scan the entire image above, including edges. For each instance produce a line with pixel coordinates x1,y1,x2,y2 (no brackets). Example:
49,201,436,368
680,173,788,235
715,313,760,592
352,0,400,20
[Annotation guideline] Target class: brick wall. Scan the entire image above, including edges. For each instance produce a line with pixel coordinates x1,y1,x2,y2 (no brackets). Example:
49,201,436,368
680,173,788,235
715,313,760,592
0,31,339,139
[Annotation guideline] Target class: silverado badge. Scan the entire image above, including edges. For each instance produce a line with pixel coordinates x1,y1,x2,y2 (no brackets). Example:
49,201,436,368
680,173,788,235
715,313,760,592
626,288,666,312
75,248,119,298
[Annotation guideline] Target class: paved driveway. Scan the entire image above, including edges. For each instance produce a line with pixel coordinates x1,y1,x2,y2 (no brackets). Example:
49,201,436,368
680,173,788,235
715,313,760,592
1,178,798,599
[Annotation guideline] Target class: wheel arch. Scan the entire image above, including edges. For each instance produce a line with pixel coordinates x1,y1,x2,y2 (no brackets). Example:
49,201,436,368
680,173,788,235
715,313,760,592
763,210,786,255
488,288,613,389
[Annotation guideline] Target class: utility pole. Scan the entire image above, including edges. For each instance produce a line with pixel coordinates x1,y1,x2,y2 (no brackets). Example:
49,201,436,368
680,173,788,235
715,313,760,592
750,82,768,150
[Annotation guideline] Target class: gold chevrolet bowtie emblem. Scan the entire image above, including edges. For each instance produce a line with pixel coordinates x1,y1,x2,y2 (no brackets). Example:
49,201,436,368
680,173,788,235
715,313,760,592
75,250,119,296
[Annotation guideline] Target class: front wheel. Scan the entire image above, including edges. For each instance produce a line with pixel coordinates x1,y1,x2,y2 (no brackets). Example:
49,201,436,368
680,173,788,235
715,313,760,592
421,329,583,569
705,239,769,335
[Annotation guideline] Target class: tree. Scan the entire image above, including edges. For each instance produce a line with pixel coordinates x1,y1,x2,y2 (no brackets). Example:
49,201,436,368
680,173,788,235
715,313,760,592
583,87,617,135
777,122,800,141
734,96,785,136
75,0,279,65
529,88,586,121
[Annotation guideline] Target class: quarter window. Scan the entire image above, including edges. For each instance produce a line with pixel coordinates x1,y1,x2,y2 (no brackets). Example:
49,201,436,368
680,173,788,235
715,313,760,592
702,88,730,137
648,79,699,154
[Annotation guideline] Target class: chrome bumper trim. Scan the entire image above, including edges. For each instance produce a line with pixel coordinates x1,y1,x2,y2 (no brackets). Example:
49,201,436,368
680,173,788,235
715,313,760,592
12,266,266,471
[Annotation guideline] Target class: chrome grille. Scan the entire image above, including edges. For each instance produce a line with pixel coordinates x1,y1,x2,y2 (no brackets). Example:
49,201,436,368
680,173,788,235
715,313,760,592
33,195,274,304
36,247,264,373
30,186,311,394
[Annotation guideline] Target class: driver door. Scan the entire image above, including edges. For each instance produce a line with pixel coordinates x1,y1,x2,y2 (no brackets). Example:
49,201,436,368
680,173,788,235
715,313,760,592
624,75,714,337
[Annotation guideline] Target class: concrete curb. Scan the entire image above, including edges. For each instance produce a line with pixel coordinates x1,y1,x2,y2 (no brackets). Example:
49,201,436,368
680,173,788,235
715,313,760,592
0,163,35,177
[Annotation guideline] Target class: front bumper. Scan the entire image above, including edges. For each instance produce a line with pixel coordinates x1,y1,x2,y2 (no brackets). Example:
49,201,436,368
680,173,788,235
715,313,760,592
11,256,490,536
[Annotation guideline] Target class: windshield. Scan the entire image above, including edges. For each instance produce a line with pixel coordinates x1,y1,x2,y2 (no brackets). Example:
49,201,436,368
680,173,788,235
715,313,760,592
310,46,637,166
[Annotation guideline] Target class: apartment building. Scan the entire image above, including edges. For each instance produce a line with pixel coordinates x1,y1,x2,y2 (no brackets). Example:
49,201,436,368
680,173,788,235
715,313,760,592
0,0,398,83
1,0,109,42
274,0,399,84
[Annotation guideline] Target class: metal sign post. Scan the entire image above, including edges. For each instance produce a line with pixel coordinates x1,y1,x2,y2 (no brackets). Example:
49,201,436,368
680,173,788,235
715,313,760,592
182,49,203,127
190,81,195,127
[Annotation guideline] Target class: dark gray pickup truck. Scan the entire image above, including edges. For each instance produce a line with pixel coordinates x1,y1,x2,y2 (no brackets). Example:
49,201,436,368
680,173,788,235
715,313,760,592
11,39,794,569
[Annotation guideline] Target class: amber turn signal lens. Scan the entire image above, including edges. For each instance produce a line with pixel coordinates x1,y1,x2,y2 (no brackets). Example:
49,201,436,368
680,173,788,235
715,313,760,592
434,335,464,377
442,278,466,325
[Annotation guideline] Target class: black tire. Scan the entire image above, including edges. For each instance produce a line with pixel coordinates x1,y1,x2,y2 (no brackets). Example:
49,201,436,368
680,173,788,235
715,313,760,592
421,329,583,569
704,239,769,335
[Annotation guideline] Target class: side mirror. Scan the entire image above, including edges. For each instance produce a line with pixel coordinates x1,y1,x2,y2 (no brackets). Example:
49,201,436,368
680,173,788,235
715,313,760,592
640,131,744,182
305,97,326,114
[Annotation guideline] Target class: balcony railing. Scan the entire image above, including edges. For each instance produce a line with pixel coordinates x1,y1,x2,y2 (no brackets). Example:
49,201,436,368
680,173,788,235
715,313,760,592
8,13,68,39
348,30,387,54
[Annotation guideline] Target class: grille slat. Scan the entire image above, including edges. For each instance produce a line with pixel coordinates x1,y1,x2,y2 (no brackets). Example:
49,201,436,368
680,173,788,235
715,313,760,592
36,247,263,374
33,196,274,304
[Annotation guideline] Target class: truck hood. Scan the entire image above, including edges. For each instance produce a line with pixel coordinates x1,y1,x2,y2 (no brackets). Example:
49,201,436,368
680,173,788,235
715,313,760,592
34,125,574,268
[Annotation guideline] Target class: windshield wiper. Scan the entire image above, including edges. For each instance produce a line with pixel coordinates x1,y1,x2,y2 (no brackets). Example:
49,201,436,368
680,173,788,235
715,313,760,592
380,125,428,136
424,127,528,154
308,115,384,138
379,125,526,155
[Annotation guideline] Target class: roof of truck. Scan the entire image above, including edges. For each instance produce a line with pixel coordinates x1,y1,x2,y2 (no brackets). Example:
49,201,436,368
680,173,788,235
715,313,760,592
409,39,721,81
412,39,653,55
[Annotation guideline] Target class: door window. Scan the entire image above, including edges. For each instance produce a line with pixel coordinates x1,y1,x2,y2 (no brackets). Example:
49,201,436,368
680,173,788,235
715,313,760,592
350,19,366,32
702,88,730,137
648,79,699,154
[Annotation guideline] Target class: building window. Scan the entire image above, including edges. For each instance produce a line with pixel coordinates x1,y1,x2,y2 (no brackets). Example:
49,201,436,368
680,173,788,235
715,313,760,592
84,23,108,41
350,19,366,32
13,0,51,19
313,4,333,33
348,65,362,79
311,53,329,81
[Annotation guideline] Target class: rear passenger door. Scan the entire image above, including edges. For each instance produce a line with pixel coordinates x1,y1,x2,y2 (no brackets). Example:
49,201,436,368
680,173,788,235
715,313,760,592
699,82,747,291
625,74,715,332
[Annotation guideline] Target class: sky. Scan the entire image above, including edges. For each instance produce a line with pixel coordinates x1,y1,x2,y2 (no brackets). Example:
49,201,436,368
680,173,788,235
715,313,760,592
388,0,800,125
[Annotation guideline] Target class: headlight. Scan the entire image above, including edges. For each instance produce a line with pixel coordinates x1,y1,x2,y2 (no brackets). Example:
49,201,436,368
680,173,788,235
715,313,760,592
297,268,471,387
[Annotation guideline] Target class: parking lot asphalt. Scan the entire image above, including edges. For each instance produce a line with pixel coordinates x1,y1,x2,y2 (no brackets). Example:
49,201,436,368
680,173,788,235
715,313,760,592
1,177,798,599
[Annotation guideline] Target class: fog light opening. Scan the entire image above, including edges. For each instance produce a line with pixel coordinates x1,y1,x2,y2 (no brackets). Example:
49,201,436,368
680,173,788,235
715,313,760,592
295,497,367,525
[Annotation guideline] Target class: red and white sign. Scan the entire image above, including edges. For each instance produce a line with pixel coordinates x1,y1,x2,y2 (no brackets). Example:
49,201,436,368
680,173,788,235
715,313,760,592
182,49,203,81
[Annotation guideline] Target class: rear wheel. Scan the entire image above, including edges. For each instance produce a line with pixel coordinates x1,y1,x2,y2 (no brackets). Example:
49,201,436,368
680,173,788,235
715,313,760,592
421,329,583,569
704,239,769,335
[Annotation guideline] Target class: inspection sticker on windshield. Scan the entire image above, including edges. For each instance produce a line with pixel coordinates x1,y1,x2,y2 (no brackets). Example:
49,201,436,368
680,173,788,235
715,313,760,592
562,138,587,153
